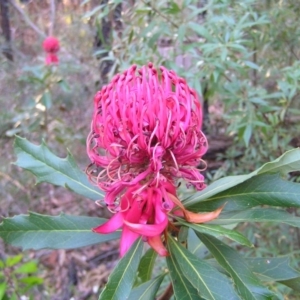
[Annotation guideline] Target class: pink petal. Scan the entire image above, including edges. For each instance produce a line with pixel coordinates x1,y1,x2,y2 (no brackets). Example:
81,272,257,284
125,196,146,223
120,226,140,257
148,235,168,256
45,54,59,65
92,212,123,234
123,218,168,237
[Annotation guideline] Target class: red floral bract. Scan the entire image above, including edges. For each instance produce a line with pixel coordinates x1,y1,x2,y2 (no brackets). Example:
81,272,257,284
43,36,60,53
87,63,221,256
42,36,60,65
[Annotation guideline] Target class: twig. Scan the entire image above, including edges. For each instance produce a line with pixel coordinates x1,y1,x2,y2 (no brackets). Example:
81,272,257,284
10,0,46,38
141,0,178,29
0,171,27,193
290,46,299,61
49,0,56,36
157,283,173,300
1,0,14,60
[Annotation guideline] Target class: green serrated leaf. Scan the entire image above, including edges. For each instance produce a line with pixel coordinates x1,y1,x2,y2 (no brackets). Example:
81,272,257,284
211,208,300,228
198,234,276,300
188,174,300,212
99,238,143,300
179,221,252,247
184,148,300,207
0,212,119,250
137,248,157,284
167,235,239,300
166,253,202,300
14,136,103,201
129,275,165,300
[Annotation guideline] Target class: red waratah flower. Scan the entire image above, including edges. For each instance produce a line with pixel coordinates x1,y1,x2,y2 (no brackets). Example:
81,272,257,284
42,36,60,65
87,63,223,256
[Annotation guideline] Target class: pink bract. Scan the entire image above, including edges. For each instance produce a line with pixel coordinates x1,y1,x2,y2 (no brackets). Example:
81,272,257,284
43,36,60,53
43,36,60,65
93,182,176,256
87,63,213,256
45,53,59,65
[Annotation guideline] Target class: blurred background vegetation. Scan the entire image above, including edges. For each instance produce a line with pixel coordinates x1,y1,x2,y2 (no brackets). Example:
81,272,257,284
0,0,300,298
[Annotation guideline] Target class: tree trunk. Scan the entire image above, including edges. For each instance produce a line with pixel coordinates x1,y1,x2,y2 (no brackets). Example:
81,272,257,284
0,0,13,61
94,0,122,85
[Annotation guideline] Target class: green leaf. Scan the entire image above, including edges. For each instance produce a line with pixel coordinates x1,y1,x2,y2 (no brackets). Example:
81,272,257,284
19,276,43,286
0,212,119,250
187,174,300,212
184,148,300,207
187,229,209,259
279,277,300,292
7,293,17,300
129,275,165,300
14,261,38,274
0,282,6,300
188,22,212,40
167,235,239,300
99,238,143,300
244,60,260,70
243,124,252,147
163,1,180,14
211,208,300,228
82,4,105,19
166,252,203,300
246,257,300,282
14,136,103,201
137,248,157,283
57,79,70,92
5,254,23,267
178,220,252,247
41,90,52,109
198,234,275,300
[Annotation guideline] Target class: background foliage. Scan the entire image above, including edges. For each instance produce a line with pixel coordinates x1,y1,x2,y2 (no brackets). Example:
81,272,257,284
1,0,300,299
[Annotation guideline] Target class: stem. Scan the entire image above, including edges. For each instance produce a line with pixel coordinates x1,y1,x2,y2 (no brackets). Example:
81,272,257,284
252,46,257,86
0,0,13,60
158,283,174,300
44,108,48,137
49,0,56,36
141,0,178,29
10,0,46,38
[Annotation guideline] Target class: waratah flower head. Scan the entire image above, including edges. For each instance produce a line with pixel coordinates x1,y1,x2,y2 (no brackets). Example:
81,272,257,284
42,36,60,53
42,36,60,65
87,63,208,210
87,63,219,257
